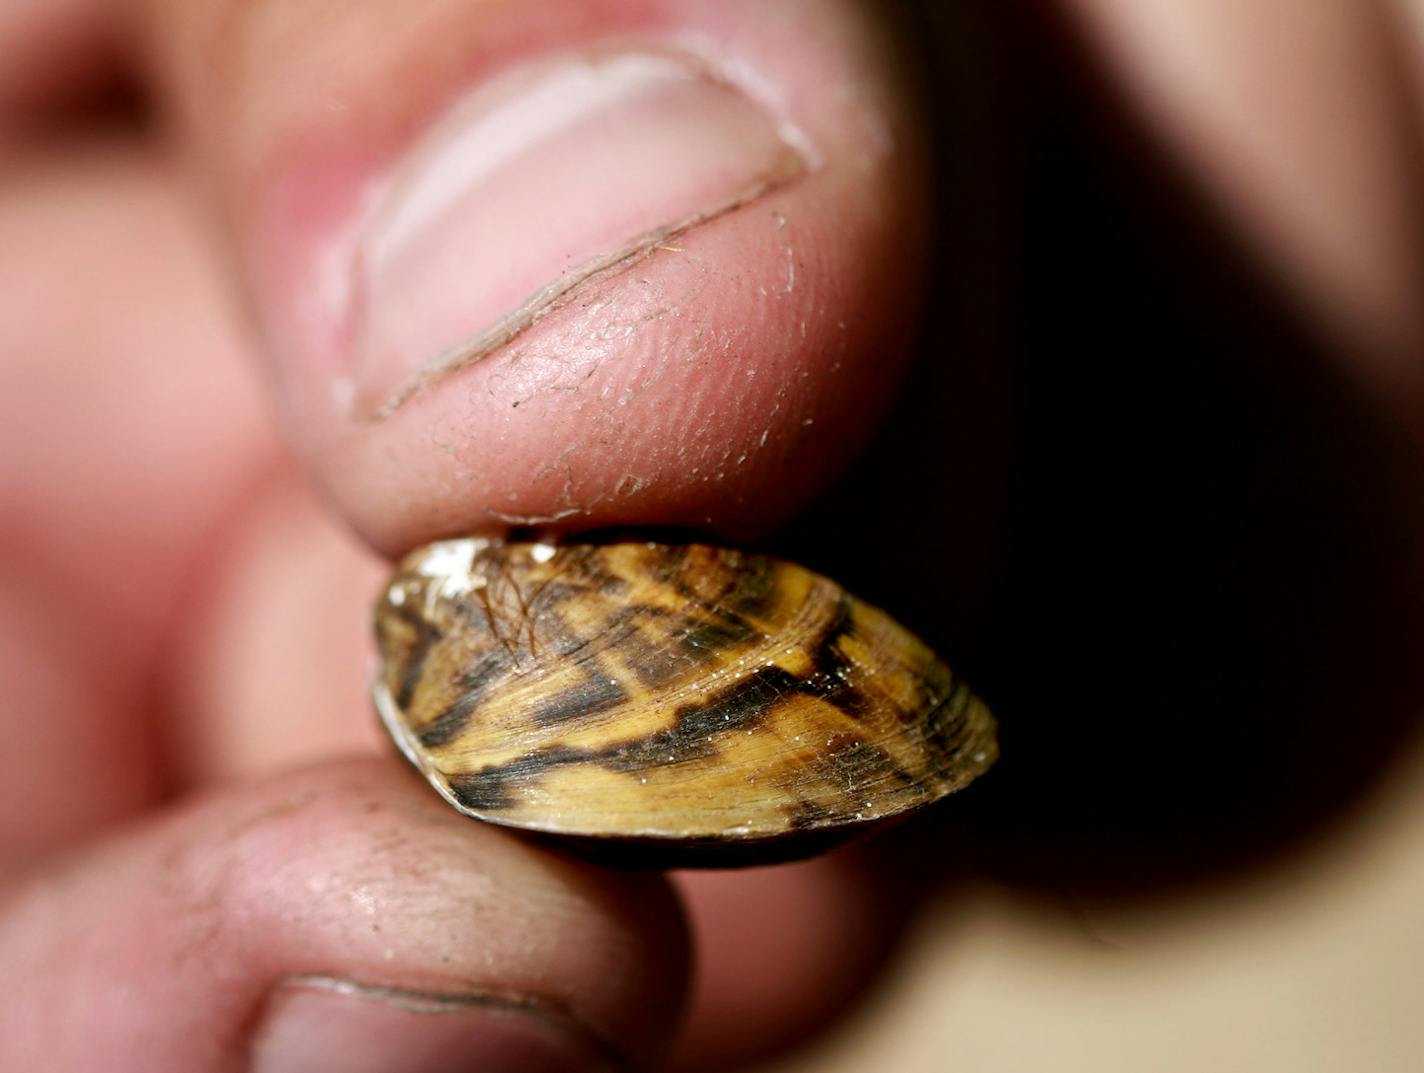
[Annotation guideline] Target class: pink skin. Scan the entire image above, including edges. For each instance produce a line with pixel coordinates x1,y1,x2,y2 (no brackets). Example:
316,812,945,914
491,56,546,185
0,761,688,1070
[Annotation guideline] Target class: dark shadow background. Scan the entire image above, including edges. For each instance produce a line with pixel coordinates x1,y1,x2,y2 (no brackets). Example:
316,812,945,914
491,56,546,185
778,1,1424,903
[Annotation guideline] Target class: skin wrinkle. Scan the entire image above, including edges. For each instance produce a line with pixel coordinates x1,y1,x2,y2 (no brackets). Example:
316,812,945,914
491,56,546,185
263,972,624,1070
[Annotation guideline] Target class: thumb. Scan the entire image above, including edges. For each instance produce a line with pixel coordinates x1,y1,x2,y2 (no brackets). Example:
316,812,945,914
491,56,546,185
141,0,927,552
0,759,688,1072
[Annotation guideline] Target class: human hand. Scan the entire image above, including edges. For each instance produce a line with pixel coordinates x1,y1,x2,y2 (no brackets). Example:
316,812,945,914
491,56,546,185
0,2,932,1069
3,1,1422,1071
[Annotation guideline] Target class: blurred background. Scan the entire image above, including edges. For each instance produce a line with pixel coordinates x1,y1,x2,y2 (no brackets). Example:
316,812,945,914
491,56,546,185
726,4,1424,1069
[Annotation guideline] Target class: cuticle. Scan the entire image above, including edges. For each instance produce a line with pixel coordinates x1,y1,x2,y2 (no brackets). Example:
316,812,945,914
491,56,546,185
267,972,626,1069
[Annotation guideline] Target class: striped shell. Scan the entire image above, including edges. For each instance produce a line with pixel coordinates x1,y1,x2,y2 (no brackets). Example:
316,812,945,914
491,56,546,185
373,539,997,866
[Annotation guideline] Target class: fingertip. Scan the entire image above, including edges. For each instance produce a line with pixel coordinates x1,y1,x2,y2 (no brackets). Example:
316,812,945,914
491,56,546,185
150,0,927,552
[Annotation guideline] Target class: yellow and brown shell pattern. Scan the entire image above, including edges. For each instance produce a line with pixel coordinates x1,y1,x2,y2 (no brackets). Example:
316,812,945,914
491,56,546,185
373,539,997,865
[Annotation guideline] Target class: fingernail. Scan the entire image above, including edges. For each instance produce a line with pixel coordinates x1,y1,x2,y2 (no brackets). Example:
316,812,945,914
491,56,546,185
345,47,807,418
251,976,616,1073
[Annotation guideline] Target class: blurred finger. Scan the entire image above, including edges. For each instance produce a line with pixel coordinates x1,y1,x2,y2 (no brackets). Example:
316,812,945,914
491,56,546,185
0,142,275,848
671,852,905,1070
166,467,388,786
1054,0,1424,406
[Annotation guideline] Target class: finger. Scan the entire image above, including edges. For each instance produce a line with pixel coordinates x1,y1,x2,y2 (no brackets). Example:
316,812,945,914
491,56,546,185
166,465,389,785
140,0,928,551
0,145,273,660
0,142,276,847
0,759,688,1072
1051,0,1424,409
670,852,905,1070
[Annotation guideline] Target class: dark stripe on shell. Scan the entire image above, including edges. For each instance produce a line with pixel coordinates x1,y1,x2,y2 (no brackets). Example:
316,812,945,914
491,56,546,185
447,747,586,812
609,626,695,690
530,672,631,727
417,657,510,747
673,614,760,663
446,665,808,812
669,664,802,741
799,593,871,719
602,665,806,773
377,604,443,710
715,550,780,623
660,547,778,629
783,799,837,831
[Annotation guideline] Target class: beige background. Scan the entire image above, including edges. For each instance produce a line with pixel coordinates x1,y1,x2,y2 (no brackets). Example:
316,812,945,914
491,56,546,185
761,751,1424,1073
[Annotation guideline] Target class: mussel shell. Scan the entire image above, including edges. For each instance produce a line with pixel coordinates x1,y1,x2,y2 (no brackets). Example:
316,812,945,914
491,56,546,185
373,539,997,867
